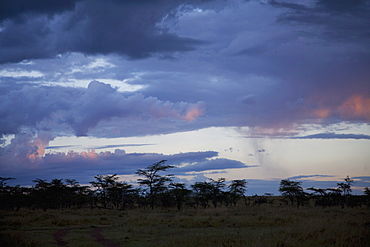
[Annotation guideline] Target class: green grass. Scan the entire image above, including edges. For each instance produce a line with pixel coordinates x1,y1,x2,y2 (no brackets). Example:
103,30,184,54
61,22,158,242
1,203,369,246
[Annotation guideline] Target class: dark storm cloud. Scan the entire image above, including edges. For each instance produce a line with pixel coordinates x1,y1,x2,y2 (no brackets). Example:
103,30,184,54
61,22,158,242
0,83,78,135
293,133,370,140
316,0,368,13
120,0,369,132
0,0,213,63
0,0,81,22
274,0,370,45
218,0,370,129
268,1,309,11
0,81,205,137
1,0,369,133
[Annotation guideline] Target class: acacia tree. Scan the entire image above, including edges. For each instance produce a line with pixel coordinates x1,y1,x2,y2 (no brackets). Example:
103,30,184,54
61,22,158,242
169,183,191,210
209,178,226,207
31,178,52,210
107,181,136,210
49,178,68,209
136,160,174,209
337,175,354,196
365,187,370,196
191,181,213,208
90,174,119,209
279,179,307,209
364,187,370,207
0,177,15,188
0,177,17,210
227,179,248,206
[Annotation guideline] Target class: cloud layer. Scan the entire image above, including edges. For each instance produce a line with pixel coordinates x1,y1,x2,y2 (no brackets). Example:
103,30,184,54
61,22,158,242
1,0,369,136
0,80,205,137
293,133,370,140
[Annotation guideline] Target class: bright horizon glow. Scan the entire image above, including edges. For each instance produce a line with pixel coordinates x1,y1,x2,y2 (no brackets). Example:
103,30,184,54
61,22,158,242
41,125,370,194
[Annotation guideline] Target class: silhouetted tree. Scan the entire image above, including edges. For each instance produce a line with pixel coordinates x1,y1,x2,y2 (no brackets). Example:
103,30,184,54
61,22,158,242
364,187,370,207
337,175,354,196
31,178,52,210
308,187,331,208
191,181,213,208
49,178,68,208
364,187,370,196
0,177,15,188
169,183,191,210
251,194,268,206
279,179,307,208
190,178,226,208
90,174,119,209
136,160,174,209
227,179,248,206
307,187,327,196
64,179,79,208
0,177,17,210
2,172,366,211
209,178,226,207
107,181,136,210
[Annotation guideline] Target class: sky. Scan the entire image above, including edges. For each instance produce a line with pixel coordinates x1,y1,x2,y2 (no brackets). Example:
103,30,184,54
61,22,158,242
0,0,369,195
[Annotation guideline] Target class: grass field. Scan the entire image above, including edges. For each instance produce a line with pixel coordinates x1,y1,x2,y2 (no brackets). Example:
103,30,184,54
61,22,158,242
1,202,369,246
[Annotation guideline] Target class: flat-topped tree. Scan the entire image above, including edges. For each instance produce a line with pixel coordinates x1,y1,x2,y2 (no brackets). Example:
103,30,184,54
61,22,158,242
228,179,248,206
90,174,119,209
0,177,15,188
136,160,174,209
279,179,308,209
169,183,191,210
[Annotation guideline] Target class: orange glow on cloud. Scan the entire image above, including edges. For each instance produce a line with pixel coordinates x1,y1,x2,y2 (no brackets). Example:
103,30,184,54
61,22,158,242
337,95,370,121
311,108,331,119
28,138,49,161
80,150,98,159
307,94,370,122
58,150,99,161
182,107,204,122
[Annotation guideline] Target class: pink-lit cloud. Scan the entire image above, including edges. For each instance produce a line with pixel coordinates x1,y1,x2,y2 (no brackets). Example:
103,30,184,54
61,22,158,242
27,133,54,161
304,94,370,123
182,104,206,122
337,95,370,121
0,133,53,169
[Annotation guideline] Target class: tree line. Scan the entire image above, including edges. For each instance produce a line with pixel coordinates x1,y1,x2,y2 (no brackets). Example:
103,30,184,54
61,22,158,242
1,160,369,211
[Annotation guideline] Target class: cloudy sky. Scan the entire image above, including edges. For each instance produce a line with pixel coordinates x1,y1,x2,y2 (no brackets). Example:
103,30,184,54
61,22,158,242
1,0,369,194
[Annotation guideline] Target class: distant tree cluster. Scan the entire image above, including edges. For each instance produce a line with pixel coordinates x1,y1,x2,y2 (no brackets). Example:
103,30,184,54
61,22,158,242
1,161,369,211
278,176,367,209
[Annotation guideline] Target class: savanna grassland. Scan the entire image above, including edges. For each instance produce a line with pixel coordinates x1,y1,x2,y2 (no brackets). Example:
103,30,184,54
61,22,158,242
1,201,369,247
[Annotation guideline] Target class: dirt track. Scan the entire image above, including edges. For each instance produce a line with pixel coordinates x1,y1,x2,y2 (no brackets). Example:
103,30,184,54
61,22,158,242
90,227,120,247
54,226,120,247
54,227,74,246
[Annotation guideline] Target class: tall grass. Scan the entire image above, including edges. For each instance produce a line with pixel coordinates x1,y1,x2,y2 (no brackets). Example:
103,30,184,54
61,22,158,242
1,203,369,246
